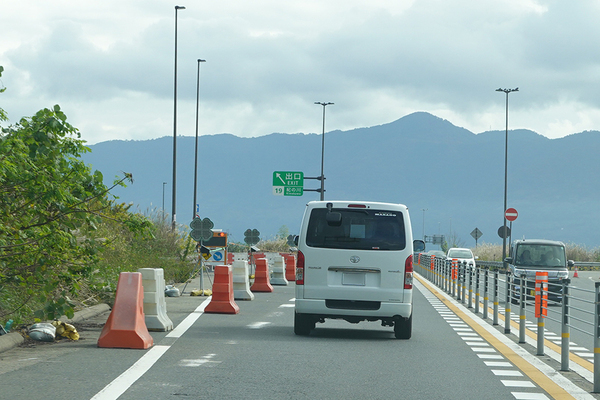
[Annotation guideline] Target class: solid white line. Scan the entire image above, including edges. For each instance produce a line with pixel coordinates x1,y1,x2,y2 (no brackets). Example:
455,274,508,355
92,297,212,399
167,297,211,338
90,345,170,400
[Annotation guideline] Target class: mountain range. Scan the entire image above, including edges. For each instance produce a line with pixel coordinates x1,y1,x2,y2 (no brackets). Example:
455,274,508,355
82,112,600,249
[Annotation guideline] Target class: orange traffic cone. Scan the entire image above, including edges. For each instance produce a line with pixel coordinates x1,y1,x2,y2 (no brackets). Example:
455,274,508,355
205,265,240,314
251,258,274,292
98,272,154,349
573,265,579,278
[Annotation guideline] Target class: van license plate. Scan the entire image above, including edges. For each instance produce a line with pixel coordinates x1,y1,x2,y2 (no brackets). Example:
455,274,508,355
342,273,365,286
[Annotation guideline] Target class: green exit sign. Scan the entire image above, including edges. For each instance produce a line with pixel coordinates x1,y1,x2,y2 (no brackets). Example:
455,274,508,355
273,171,303,196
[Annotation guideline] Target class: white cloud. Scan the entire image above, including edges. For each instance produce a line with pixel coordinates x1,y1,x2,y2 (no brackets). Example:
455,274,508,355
2,0,600,143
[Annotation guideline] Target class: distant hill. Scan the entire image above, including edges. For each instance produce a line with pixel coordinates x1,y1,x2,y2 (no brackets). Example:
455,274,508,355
82,112,600,248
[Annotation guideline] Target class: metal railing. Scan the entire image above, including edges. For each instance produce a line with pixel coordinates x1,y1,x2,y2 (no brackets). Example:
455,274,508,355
414,253,600,393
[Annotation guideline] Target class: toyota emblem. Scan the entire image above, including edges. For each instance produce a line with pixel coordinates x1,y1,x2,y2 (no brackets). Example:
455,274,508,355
350,256,360,263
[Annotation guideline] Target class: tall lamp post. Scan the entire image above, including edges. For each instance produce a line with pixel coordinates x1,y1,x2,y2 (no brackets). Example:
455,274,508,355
422,208,427,241
496,87,518,273
171,5,186,229
162,181,167,215
314,101,334,201
192,59,206,219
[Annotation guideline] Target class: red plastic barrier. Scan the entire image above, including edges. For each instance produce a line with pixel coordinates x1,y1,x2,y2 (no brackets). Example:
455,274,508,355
98,272,154,349
451,259,458,280
205,265,240,314
284,254,296,282
535,272,548,318
251,258,273,292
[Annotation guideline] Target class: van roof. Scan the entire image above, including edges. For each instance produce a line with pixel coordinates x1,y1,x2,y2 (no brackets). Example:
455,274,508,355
306,200,408,210
513,239,565,246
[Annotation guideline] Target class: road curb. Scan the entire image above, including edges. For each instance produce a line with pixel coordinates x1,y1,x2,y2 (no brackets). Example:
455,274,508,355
0,303,111,354
0,332,24,354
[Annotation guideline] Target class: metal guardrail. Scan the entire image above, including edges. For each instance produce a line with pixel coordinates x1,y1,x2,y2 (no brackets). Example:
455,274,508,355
414,253,600,393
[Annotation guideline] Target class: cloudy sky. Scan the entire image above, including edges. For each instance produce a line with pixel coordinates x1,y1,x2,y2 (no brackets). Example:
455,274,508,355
1,0,600,144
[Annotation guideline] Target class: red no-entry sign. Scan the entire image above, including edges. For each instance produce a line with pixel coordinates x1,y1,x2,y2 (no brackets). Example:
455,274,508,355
505,208,518,222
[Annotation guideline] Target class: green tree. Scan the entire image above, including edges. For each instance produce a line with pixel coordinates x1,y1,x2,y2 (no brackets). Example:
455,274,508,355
0,66,6,121
0,103,141,321
276,225,290,240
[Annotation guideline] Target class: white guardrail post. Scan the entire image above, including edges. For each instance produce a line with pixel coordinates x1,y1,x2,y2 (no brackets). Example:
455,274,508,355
493,270,499,326
519,274,526,344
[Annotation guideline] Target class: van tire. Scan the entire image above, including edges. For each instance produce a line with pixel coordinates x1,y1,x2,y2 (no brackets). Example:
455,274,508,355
394,314,412,339
294,312,314,336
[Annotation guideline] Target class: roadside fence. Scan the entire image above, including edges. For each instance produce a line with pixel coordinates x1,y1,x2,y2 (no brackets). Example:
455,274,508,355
415,253,600,392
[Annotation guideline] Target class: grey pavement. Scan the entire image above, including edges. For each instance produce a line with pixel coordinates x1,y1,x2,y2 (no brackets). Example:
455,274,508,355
0,271,213,356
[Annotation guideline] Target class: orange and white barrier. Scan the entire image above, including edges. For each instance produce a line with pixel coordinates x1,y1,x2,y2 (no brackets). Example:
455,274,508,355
535,271,548,318
251,258,274,292
138,268,173,332
98,272,153,349
205,265,240,314
232,260,254,301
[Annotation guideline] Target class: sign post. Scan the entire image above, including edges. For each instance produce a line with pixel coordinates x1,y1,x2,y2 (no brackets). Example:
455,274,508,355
504,208,518,254
273,171,304,196
470,228,483,247
189,217,214,294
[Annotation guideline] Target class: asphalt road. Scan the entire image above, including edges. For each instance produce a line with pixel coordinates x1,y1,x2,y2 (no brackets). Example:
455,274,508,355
0,273,597,400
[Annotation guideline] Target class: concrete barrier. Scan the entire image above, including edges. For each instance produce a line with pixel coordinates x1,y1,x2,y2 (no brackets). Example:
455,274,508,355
139,268,173,332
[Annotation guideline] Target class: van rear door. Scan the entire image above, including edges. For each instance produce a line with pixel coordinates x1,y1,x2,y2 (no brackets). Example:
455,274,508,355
302,204,409,303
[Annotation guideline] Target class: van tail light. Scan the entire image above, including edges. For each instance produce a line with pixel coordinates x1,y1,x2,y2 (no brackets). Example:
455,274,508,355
296,250,305,285
404,254,413,289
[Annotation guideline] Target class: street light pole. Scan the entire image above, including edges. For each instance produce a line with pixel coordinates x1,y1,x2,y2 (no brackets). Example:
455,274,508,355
193,59,206,220
162,181,167,216
314,101,334,201
496,87,518,269
171,5,185,230
422,208,427,241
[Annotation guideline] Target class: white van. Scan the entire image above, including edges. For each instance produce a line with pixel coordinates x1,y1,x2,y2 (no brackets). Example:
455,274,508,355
294,201,414,339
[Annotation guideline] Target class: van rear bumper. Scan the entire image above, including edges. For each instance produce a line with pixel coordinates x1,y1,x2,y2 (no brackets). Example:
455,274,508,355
295,298,412,319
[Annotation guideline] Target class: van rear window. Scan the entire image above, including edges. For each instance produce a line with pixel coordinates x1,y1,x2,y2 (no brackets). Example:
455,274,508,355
305,208,406,250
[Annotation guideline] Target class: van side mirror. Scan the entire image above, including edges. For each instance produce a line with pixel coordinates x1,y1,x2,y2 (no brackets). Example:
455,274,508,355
294,235,299,246
504,256,513,264
568,260,575,268
413,239,425,252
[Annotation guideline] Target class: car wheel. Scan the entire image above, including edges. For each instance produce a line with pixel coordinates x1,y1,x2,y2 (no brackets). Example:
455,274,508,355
294,312,314,336
394,313,412,340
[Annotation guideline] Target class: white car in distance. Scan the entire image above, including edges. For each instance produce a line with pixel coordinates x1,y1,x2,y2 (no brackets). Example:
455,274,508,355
446,247,477,267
